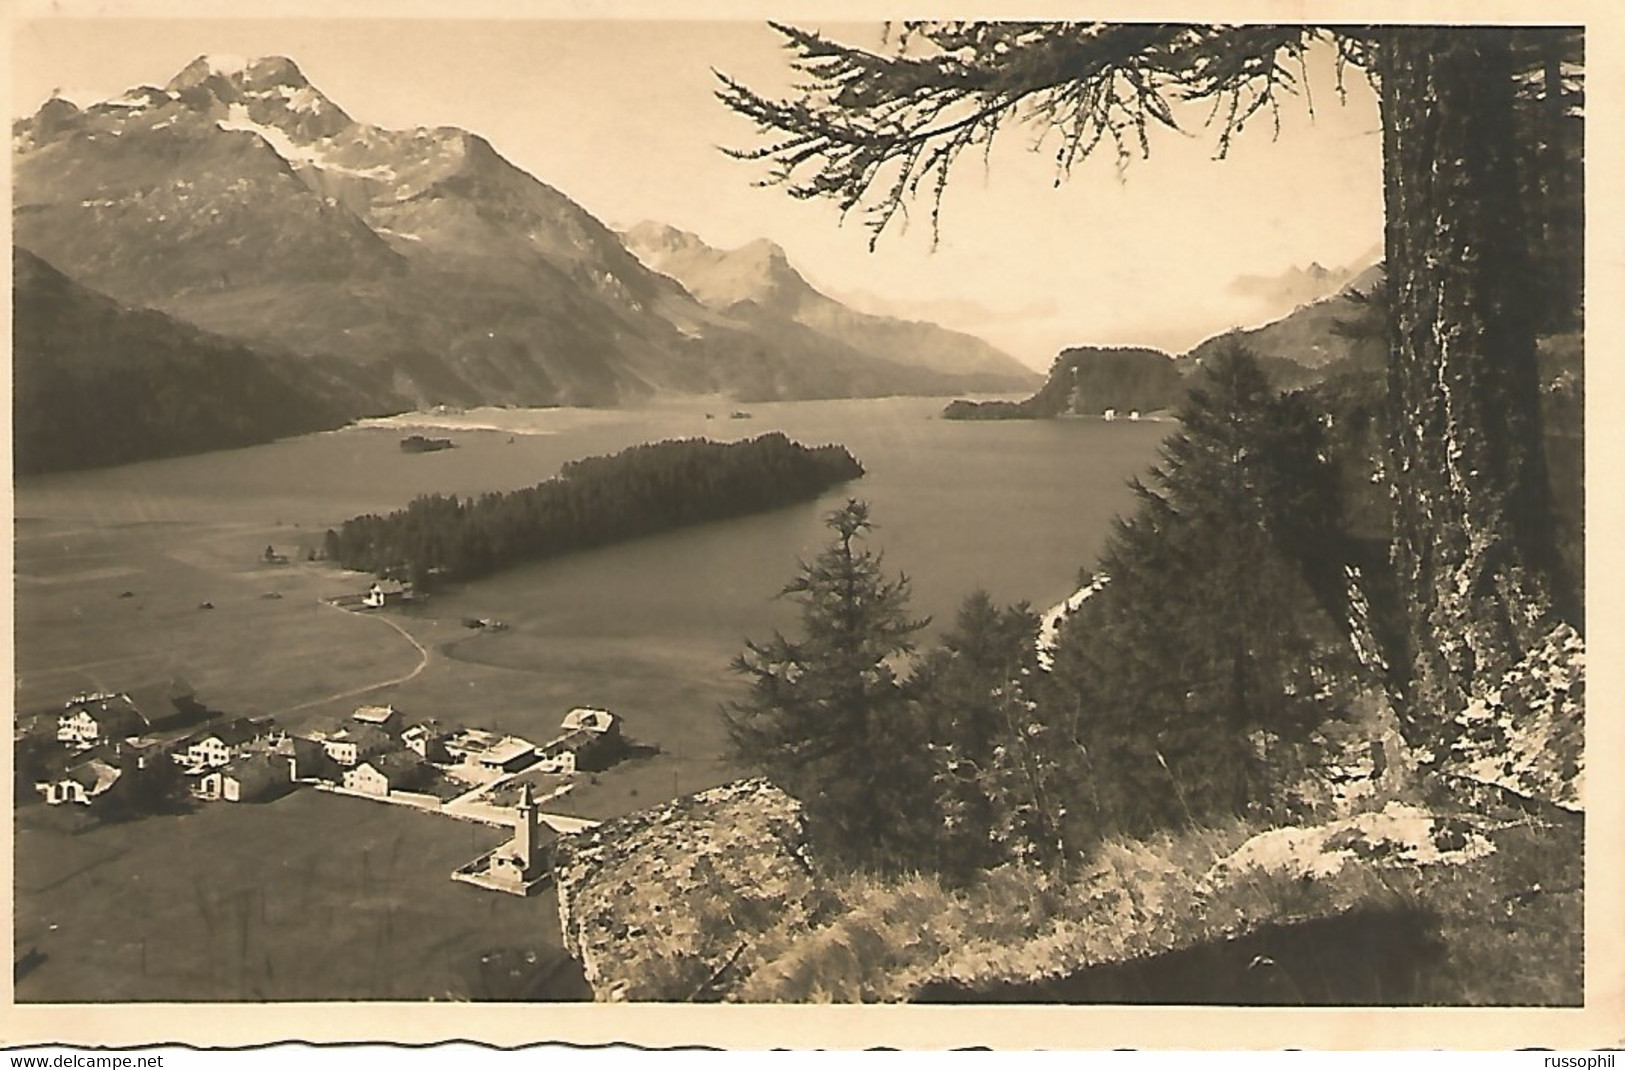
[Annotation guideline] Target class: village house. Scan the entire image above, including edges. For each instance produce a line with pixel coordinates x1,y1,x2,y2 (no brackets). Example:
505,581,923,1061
560,707,620,739
402,720,453,763
361,579,410,609
351,704,403,737
177,717,273,771
37,756,122,806
534,708,623,774
319,723,393,767
534,732,592,775
57,693,150,750
343,751,429,797
84,735,169,772
273,733,339,782
37,732,181,808
475,735,540,774
444,729,539,774
196,754,291,803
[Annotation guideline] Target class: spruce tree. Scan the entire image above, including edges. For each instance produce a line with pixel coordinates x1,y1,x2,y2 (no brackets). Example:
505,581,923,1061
1045,344,1349,834
717,21,1581,755
726,499,934,867
911,591,1068,875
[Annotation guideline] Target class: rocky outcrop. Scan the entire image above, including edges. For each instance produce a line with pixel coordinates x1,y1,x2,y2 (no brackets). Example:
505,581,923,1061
553,778,826,1001
1444,621,1585,813
1203,801,1495,886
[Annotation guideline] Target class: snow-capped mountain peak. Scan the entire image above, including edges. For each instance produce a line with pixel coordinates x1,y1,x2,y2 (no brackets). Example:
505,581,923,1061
15,53,1036,417
167,54,312,95
161,54,351,142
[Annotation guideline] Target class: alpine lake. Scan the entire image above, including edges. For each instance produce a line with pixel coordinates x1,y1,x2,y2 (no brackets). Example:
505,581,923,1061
12,394,1168,1001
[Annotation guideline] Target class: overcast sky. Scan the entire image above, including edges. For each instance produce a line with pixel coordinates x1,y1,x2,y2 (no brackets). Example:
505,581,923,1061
10,16,1386,368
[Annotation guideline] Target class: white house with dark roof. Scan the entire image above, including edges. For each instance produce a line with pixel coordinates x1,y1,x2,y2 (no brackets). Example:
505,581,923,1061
57,693,150,750
273,734,336,782
38,757,123,806
361,580,409,609
402,720,452,762
177,717,272,771
343,751,428,797
535,708,623,774
197,754,290,803
319,724,392,767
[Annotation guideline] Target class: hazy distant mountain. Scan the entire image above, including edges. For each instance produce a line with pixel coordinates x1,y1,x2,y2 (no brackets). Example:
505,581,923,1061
623,222,1039,392
13,55,1022,413
1228,261,1353,308
13,245,378,474
1188,263,1388,375
829,287,1060,330
1224,246,1382,323
945,265,1388,420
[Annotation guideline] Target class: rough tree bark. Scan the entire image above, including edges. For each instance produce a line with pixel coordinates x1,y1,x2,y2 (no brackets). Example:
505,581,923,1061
1377,27,1557,744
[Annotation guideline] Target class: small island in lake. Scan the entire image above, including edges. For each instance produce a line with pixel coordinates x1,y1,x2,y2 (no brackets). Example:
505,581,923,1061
328,432,865,585
400,434,456,453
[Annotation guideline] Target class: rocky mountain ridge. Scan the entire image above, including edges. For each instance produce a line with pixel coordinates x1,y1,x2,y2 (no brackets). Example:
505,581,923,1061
13,55,1031,419
623,221,1038,392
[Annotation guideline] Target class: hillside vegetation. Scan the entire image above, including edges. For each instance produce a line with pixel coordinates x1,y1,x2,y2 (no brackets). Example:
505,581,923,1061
12,246,377,474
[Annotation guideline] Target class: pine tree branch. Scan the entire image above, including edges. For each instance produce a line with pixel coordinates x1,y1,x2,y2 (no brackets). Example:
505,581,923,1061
716,22,1333,246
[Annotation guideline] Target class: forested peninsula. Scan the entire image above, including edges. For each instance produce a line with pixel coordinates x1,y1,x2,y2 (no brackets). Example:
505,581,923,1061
324,433,863,585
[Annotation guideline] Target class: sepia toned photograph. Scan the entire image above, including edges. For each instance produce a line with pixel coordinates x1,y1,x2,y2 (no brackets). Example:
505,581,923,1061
4,0,1612,1050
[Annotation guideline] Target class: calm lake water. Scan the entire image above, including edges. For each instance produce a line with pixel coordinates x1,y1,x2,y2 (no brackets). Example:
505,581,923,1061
14,396,1174,1003
15,397,1169,648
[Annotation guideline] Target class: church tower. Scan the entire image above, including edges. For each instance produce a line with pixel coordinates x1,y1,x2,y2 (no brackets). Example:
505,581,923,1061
514,781,539,875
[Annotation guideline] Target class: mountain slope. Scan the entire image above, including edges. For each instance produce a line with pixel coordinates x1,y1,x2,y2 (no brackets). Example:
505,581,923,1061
12,246,379,474
1188,263,1389,376
943,268,1389,420
14,55,1017,411
623,221,1039,392
13,60,697,407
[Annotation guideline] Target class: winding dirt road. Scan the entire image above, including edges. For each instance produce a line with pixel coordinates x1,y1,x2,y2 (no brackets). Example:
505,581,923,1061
270,603,430,717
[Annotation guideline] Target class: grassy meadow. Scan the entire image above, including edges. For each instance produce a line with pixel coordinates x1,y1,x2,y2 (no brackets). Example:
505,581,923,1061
13,504,746,1002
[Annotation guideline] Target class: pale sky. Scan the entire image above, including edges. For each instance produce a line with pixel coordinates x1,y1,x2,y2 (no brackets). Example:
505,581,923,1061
9,16,1385,369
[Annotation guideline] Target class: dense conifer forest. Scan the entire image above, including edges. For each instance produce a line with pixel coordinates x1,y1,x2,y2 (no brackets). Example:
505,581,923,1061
323,433,864,585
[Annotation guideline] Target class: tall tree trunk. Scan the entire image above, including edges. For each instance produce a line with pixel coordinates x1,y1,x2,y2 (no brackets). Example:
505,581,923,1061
1378,28,1555,748
1541,43,1571,330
